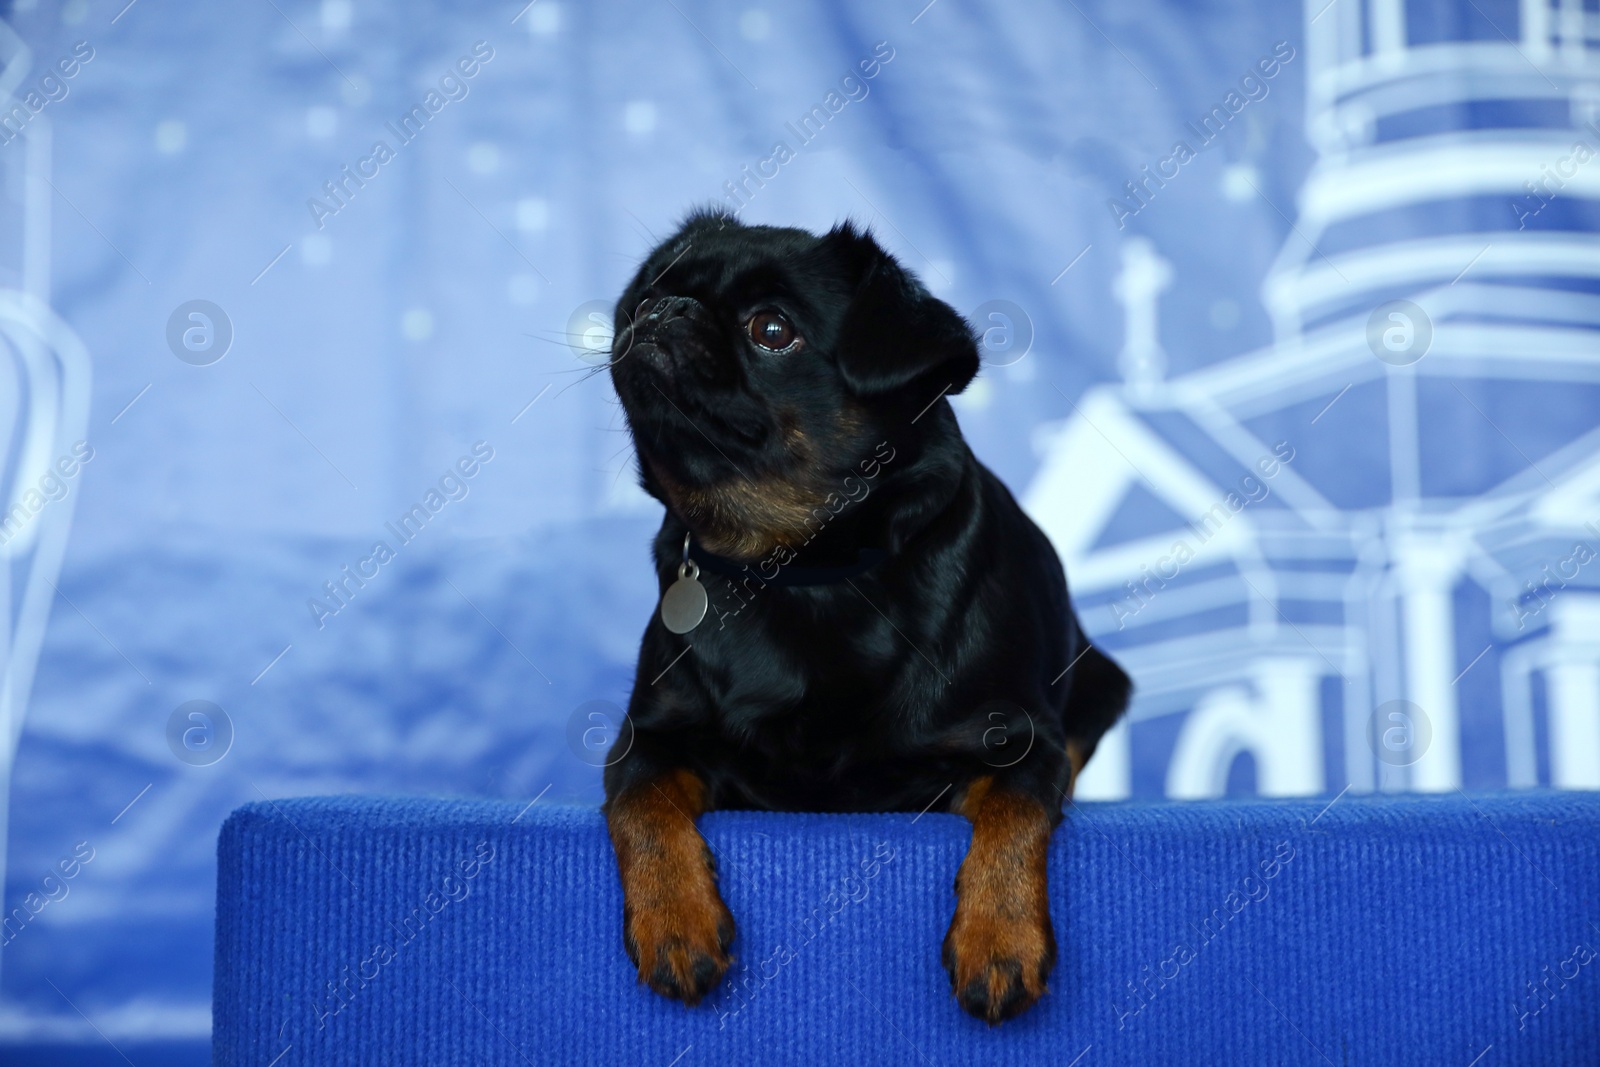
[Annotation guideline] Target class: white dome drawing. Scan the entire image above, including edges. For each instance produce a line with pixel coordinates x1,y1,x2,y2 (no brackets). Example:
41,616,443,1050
1025,0,1600,800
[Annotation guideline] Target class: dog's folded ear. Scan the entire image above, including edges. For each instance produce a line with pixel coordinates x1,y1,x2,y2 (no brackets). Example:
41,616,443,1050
825,223,979,400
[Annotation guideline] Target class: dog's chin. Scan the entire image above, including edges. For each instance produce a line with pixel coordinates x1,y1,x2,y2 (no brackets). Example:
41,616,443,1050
627,340,677,384
614,371,732,484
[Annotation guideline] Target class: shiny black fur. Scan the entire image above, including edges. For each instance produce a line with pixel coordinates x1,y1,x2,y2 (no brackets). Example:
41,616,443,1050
603,211,1130,819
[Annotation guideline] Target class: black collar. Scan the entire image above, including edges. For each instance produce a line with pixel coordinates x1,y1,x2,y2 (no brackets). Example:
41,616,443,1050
686,538,888,587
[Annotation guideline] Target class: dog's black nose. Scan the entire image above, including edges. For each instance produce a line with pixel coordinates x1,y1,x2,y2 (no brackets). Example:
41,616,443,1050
636,295,706,328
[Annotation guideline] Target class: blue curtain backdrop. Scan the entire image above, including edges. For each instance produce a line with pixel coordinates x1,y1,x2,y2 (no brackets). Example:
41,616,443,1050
0,0,1596,1056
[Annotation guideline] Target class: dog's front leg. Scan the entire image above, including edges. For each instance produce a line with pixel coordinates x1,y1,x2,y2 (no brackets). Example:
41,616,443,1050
942,775,1058,1024
603,764,735,1005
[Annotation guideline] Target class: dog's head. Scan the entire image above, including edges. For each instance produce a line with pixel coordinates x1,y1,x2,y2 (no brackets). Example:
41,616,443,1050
608,212,978,559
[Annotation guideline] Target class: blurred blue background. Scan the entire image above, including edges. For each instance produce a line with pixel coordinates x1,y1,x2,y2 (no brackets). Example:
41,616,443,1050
0,0,1597,1061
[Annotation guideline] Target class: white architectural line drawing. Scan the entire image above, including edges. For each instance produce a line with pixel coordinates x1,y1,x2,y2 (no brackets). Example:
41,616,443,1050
0,15,95,979
1028,0,1600,800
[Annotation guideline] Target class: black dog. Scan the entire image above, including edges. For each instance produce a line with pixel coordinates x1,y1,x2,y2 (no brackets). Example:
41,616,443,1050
601,211,1130,1024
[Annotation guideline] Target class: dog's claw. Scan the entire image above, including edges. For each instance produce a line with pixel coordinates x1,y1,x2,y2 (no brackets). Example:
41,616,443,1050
942,908,1055,1024
626,892,735,1006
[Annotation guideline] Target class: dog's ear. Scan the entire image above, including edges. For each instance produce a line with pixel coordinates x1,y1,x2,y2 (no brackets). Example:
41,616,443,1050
824,223,979,399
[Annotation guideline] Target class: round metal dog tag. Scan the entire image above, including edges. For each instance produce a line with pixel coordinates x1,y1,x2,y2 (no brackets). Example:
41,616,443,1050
660,560,708,634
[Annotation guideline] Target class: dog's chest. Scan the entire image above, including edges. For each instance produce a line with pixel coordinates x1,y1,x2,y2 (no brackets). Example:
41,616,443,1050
693,584,909,716
687,597,961,809
709,707,960,811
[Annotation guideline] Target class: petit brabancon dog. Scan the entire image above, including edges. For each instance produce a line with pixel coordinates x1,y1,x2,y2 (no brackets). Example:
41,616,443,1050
601,211,1131,1024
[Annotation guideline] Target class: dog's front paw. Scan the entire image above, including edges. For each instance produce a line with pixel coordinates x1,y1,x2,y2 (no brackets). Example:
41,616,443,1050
623,873,736,1005
941,899,1056,1024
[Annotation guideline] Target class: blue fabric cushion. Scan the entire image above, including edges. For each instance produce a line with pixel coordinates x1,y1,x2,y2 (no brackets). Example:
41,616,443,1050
214,792,1600,1065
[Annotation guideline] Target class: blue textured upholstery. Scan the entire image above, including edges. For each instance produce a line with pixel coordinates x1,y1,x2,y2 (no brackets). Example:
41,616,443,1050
214,793,1600,1065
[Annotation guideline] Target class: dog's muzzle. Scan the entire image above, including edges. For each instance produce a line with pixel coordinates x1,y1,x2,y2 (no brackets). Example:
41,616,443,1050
630,296,716,367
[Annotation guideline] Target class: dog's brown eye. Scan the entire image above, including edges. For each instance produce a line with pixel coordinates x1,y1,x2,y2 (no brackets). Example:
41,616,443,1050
747,310,798,352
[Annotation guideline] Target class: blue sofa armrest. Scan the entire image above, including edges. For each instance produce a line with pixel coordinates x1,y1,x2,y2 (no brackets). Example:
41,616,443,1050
214,793,1600,1065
